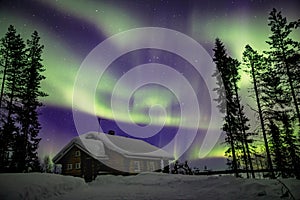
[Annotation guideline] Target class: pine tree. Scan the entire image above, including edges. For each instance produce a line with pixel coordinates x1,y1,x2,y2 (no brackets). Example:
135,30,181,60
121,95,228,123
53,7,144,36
213,39,254,177
280,112,300,178
261,62,291,178
268,120,288,177
15,31,46,172
228,57,255,178
0,25,26,172
262,8,300,178
243,45,275,178
265,8,300,132
0,26,46,172
213,38,239,177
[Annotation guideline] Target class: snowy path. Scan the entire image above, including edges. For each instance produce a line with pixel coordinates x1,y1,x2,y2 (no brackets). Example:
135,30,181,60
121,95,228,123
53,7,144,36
1,173,300,200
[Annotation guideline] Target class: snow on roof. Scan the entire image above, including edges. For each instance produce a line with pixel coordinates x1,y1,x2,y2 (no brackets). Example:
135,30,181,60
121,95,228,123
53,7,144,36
79,136,107,158
53,132,174,163
53,135,108,163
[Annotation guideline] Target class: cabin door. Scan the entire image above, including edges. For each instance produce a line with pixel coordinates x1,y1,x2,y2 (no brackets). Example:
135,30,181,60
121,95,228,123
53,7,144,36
85,157,93,182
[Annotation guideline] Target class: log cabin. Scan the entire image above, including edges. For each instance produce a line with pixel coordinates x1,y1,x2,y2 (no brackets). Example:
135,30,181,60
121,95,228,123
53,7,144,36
53,131,174,182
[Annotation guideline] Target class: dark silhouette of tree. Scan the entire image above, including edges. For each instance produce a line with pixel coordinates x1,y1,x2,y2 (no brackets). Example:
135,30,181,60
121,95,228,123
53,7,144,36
265,8,300,132
14,31,47,172
213,39,254,178
212,38,238,177
229,57,255,178
243,45,274,178
261,9,300,179
261,61,294,178
0,26,46,172
0,25,26,172
209,8,300,179
268,120,288,177
242,9,300,179
280,112,300,178
267,112,300,178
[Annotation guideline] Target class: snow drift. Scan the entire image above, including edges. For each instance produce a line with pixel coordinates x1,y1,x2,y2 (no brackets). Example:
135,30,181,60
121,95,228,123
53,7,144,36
1,172,299,200
0,173,86,200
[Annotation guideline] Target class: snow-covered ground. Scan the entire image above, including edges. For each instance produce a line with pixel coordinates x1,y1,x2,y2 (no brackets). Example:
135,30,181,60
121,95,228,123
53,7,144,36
1,173,299,200
0,173,86,200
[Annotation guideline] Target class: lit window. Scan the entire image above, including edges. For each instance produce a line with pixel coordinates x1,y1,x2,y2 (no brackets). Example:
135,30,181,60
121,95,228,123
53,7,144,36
75,150,80,157
75,162,81,169
149,161,155,171
67,164,72,170
134,161,140,172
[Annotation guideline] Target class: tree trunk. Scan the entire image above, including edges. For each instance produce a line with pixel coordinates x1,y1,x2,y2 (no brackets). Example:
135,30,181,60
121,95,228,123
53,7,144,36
250,62,275,178
227,108,239,178
234,83,252,178
0,50,8,109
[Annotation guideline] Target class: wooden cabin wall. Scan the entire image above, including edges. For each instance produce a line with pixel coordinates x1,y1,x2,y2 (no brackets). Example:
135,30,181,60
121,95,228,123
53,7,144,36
101,147,162,173
57,144,170,181
60,146,82,177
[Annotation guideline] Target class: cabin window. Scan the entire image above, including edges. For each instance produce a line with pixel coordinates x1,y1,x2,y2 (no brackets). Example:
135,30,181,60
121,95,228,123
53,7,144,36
75,150,80,157
75,162,81,169
134,161,140,172
67,163,72,170
149,161,155,171
4,150,13,161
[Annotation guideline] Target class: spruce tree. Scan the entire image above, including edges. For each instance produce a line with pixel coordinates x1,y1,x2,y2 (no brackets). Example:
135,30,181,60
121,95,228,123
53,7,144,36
280,112,300,178
213,38,239,177
0,25,26,172
243,45,275,178
268,120,288,177
16,31,46,172
213,39,254,177
262,9,300,178
265,8,300,132
0,26,46,172
228,57,255,178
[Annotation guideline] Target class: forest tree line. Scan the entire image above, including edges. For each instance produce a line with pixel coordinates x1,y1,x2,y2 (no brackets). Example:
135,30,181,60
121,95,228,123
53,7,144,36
213,8,300,179
0,25,47,172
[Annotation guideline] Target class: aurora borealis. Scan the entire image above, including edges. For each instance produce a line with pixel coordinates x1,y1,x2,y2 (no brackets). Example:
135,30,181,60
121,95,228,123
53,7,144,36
0,0,299,169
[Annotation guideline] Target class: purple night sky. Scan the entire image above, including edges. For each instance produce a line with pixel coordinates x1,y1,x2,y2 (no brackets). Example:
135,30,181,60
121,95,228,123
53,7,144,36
0,0,299,169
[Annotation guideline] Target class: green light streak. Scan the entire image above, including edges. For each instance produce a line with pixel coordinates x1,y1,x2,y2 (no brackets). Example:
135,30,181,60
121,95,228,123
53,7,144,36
188,144,227,159
0,11,80,108
0,4,226,130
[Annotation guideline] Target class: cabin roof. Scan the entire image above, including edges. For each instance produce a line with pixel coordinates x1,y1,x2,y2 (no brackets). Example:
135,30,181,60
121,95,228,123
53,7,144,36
53,132,174,163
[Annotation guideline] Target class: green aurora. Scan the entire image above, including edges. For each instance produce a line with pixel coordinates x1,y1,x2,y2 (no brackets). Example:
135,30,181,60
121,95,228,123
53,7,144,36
0,0,299,161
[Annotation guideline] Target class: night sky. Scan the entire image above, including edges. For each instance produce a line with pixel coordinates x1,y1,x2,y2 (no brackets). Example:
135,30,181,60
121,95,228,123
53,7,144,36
0,0,299,169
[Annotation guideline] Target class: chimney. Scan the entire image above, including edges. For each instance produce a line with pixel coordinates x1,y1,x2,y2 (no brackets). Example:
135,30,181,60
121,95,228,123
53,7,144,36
108,130,115,135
